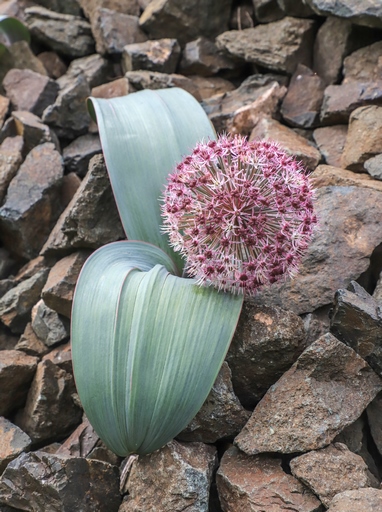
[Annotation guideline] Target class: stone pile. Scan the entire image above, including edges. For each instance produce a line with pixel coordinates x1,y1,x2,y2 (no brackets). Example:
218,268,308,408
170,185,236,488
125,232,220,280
0,0,382,510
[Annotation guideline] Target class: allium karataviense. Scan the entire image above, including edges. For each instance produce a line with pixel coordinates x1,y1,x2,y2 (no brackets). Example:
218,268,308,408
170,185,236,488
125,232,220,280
161,134,317,296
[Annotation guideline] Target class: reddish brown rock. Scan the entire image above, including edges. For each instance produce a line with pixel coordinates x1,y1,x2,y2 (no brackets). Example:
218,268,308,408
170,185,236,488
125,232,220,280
311,165,382,192
60,173,81,208
12,110,60,155
42,251,90,318
179,37,236,77
56,418,99,458
15,323,49,358
343,41,382,83
281,64,325,128
0,143,64,260
15,360,82,444
121,440,216,511
91,77,130,99
0,350,38,416
124,70,201,100
217,446,322,512
66,53,113,89
290,443,378,508
31,300,70,348
327,488,382,512
189,75,235,101
80,0,140,18
37,51,67,79
14,256,49,284
122,38,180,74
0,136,23,204
249,116,321,171
313,126,347,167
42,342,72,374
0,417,31,474
226,303,306,408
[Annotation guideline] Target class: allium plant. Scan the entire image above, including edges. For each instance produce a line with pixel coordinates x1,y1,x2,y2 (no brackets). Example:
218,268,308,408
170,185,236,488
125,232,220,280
162,135,317,295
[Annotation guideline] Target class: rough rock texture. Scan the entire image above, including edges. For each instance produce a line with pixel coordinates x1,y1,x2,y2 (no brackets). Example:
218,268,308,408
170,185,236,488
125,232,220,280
0,136,23,204
42,342,72,375
216,446,322,512
121,440,217,511
15,322,49,357
11,110,60,155
63,134,102,178
0,417,31,474
313,126,348,167
37,51,67,79
343,41,382,83
235,333,382,454
124,70,201,99
311,165,382,192
66,53,113,89
179,37,235,77
305,0,382,29
290,443,378,507
31,300,70,347
122,38,181,74
326,488,382,512
80,0,140,18
365,154,382,180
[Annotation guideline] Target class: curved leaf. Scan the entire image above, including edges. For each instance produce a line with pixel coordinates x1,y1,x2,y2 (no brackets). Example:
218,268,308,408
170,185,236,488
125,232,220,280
0,16,30,47
88,88,216,273
71,241,243,456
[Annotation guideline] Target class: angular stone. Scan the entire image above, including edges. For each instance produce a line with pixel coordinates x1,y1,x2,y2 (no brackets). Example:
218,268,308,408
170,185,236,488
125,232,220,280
15,360,82,443
249,116,321,171
0,350,38,416
341,106,382,171
0,451,121,511
365,154,382,180
333,416,375,471
311,165,382,192
56,418,99,458
3,69,59,118
25,6,95,58
91,9,146,55
12,110,60,155
31,300,70,348
217,446,322,512
0,143,64,260
5,40,48,78
122,440,216,511
343,42,382,83
216,17,316,74
14,256,49,283
313,126,347,167
0,270,49,334
226,303,306,408
15,323,49,357
42,155,124,255
313,17,353,85
66,53,113,89
0,326,18,352
125,70,201,100
63,134,102,178
251,186,382,315
327,489,382,512
80,0,140,18
42,251,90,318
235,333,382,455
0,136,23,205
179,37,236,77
252,0,284,22
290,443,378,508
37,51,67,79
305,0,382,29
0,96,9,130
189,75,235,101
91,77,130,99
0,418,31,474
281,64,325,128
177,362,250,443
122,38,180,74
42,342,72,375
139,0,232,47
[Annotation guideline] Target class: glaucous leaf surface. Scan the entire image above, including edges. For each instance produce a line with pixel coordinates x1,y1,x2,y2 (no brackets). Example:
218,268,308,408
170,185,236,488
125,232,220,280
0,15,30,47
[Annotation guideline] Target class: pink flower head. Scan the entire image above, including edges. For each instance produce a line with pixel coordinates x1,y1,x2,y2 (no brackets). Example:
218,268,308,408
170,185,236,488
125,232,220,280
161,134,317,296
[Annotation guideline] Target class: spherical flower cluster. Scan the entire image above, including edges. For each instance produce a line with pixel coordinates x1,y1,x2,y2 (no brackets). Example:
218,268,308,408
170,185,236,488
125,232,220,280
161,134,317,296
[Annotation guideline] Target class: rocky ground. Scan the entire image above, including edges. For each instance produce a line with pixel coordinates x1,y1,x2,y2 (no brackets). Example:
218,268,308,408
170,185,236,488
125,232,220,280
0,0,382,510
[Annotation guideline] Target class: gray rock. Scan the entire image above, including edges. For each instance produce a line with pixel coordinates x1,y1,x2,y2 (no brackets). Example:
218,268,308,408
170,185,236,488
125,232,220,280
0,136,23,205
305,0,382,29
0,451,121,511
66,53,113,88
313,125,348,167
80,0,140,19
216,17,316,74
326,488,382,512
364,154,382,180
122,38,180,74
235,333,382,455
0,418,31,474
31,300,70,347
125,70,201,100
33,0,82,15
343,42,382,83
63,134,102,178
11,110,60,155
179,37,236,77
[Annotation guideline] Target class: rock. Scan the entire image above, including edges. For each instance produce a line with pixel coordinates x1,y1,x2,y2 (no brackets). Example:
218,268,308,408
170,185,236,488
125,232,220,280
91,9,147,55
121,440,217,511
313,126,347,167
290,443,378,508
91,77,130,99
330,282,382,378
0,143,64,260
281,64,325,128
326,488,382,512
63,134,102,178
34,0,82,15
80,0,140,18
41,155,124,256
313,17,353,85
367,392,382,456
343,42,382,83
42,251,90,318
56,418,99,458
177,362,250,443
14,256,49,283
252,0,284,22
0,451,121,511
3,69,59,118
216,17,316,74
122,38,180,74
365,154,382,180
124,70,201,100
304,0,382,29
189,75,235,101
249,116,321,171
11,110,60,155
25,6,95,58
277,0,316,17
341,106,382,171
320,82,382,125
0,136,23,204
42,72,91,139
15,359,82,444
60,173,81,208
0,270,49,334
311,165,382,192
30,300,70,348
179,37,236,77
15,323,49,357
0,418,31,474
0,350,38,416
216,446,322,512
139,0,232,47
235,333,382,455
42,342,72,374
0,96,9,130
4,40,48,78
37,51,67,79
251,186,382,315
374,271,382,305
66,53,113,88
226,303,306,408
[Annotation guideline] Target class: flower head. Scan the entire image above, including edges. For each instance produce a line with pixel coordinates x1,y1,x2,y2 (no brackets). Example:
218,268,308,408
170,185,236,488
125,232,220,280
161,134,317,296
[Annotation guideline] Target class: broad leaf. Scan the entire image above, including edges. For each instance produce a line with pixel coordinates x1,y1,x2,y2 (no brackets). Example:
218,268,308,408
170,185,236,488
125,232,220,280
87,88,216,273
0,15,30,47
71,241,243,456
